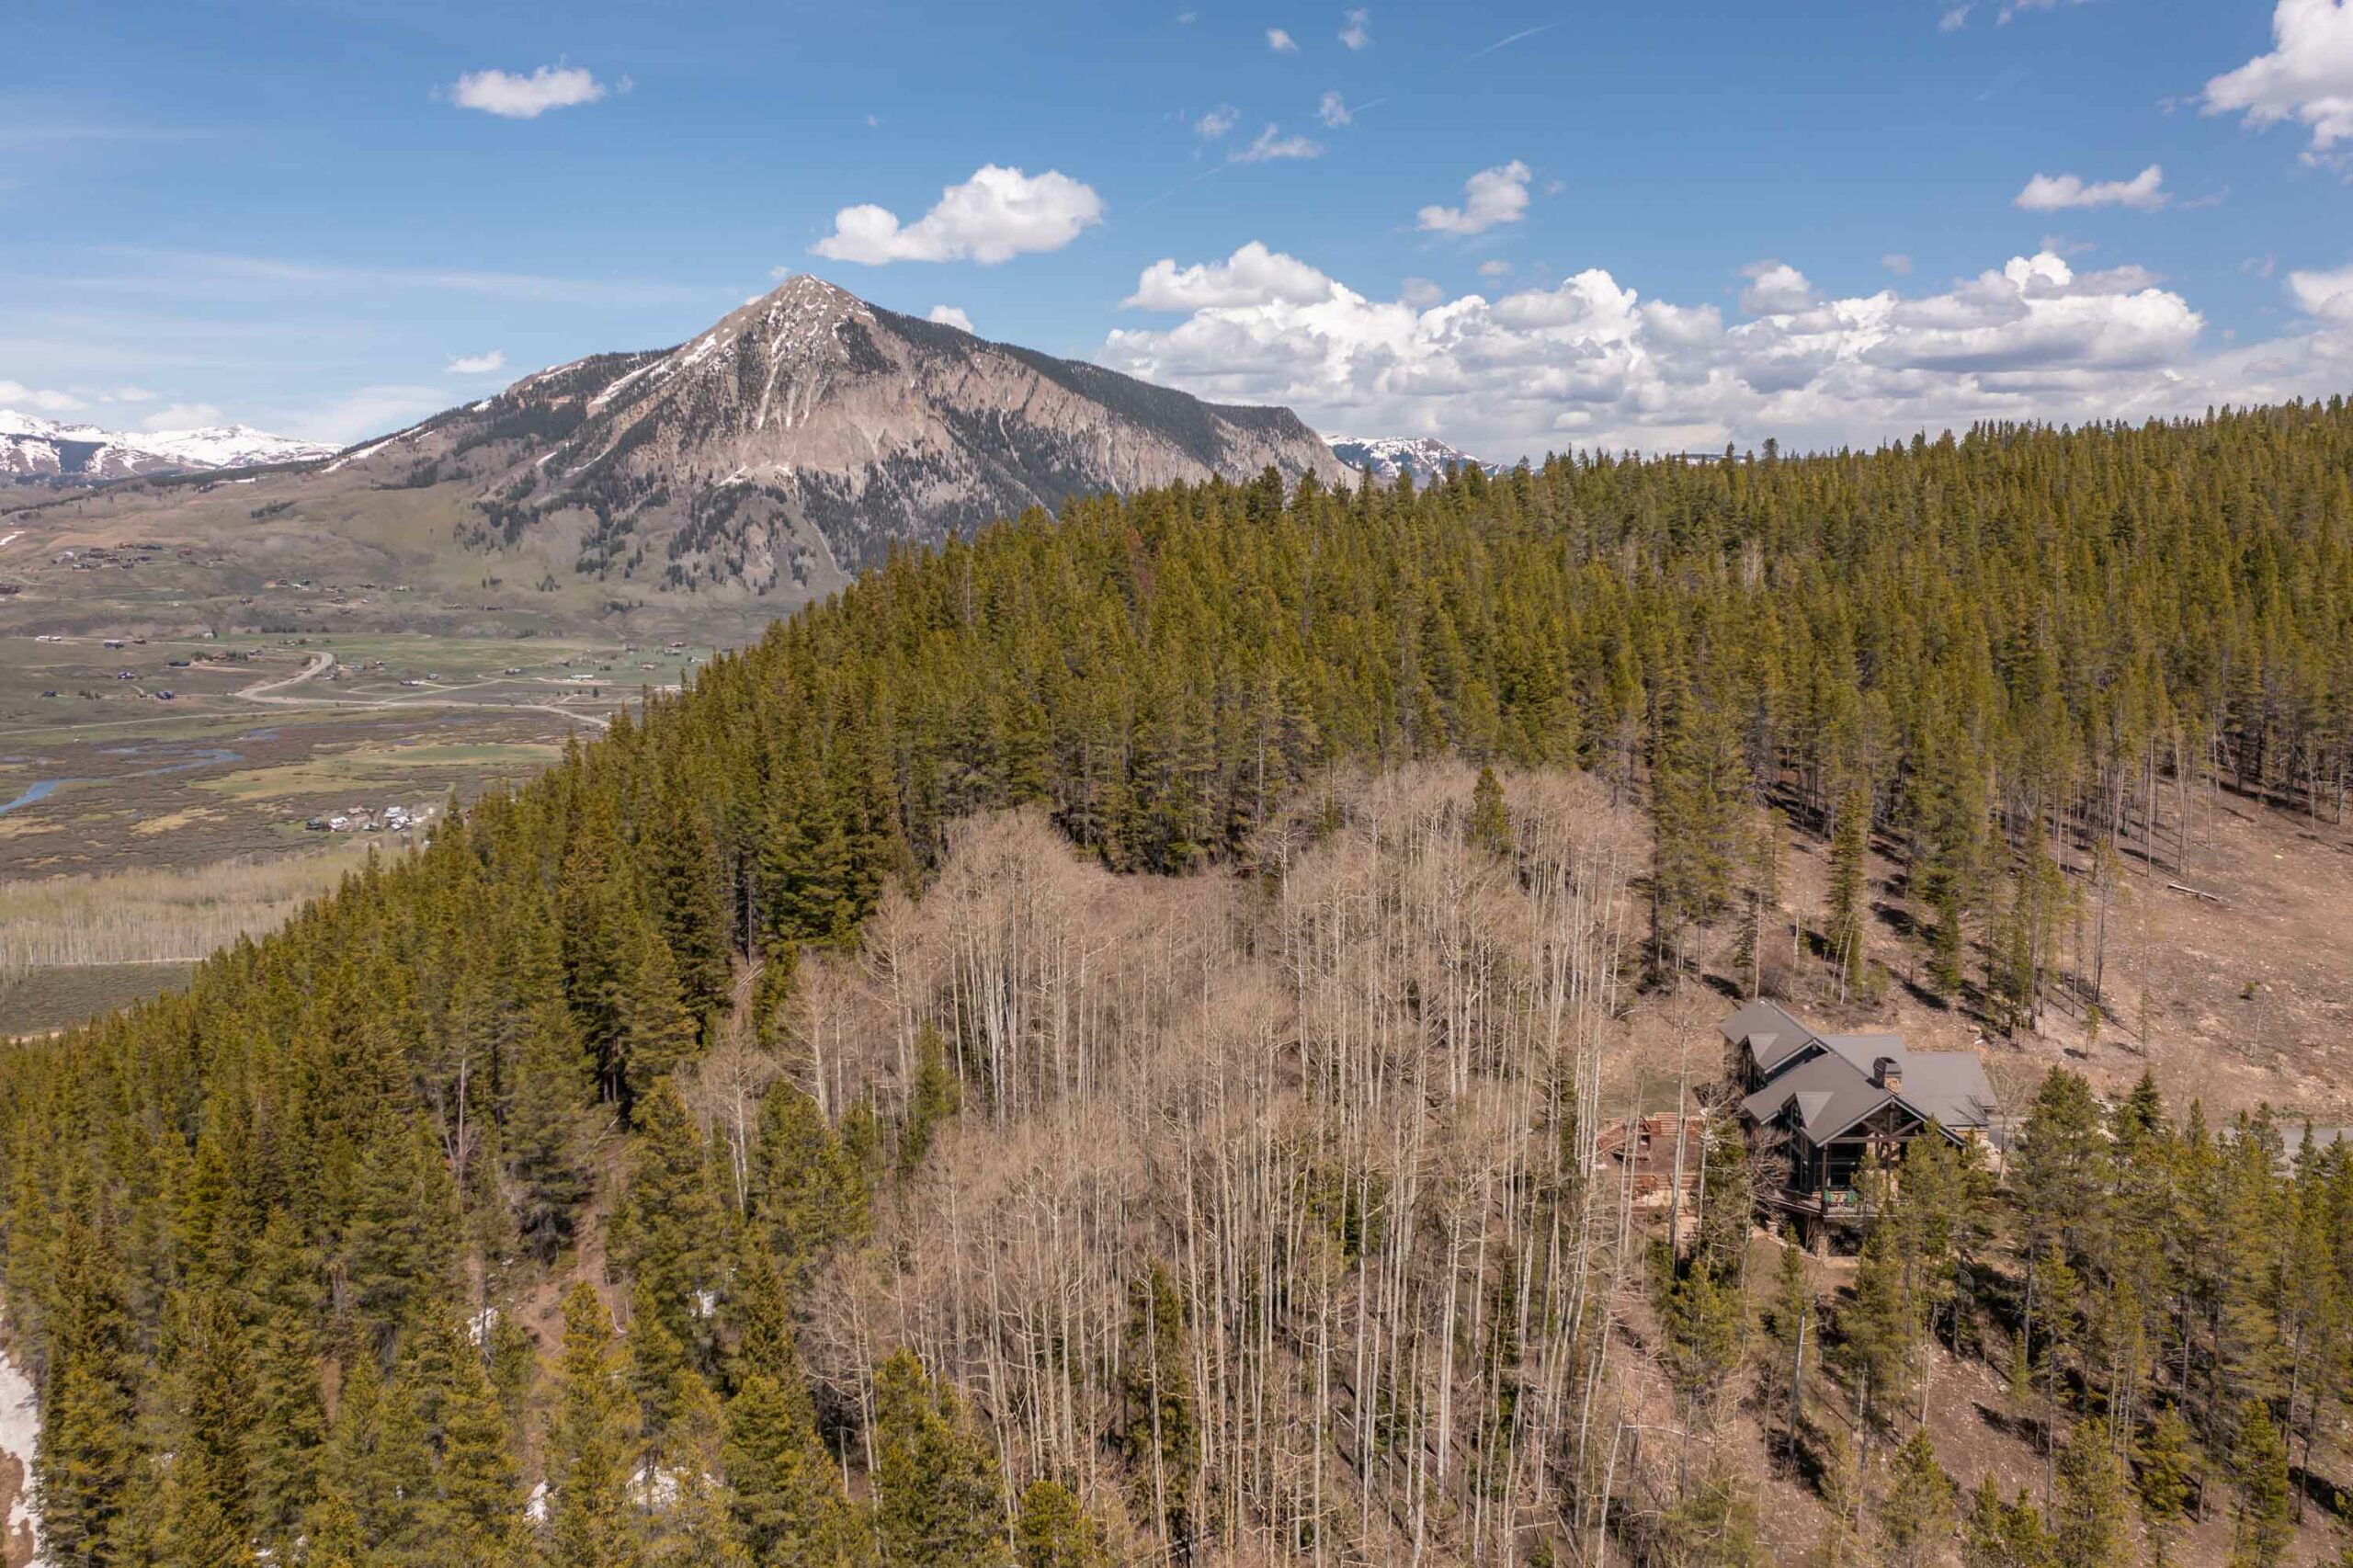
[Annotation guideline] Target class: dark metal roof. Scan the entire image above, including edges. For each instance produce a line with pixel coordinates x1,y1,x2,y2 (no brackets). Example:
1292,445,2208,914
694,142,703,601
1729,1005,1995,1141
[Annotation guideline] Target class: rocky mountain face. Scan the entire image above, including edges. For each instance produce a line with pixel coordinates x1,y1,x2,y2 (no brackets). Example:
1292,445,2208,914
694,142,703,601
328,276,1349,596
0,412,333,486
1325,435,1496,485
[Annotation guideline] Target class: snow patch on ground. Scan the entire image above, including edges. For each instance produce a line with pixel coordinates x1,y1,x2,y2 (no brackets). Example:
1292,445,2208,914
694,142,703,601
0,1337,43,1568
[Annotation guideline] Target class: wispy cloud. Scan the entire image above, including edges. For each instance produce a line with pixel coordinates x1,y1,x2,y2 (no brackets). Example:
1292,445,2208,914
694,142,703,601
1231,124,1324,164
85,247,722,307
1267,27,1300,52
1460,23,1557,63
1196,104,1240,140
447,350,506,374
0,380,84,414
1339,8,1371,49
0,121,215,150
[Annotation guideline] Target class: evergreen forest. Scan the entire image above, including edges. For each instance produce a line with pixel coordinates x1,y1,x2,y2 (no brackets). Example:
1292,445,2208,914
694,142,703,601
8,401,2353,1565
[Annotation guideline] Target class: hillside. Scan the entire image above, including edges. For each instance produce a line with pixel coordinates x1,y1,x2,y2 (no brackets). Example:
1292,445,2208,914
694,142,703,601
0,276,1345,642
5,403,2353,1566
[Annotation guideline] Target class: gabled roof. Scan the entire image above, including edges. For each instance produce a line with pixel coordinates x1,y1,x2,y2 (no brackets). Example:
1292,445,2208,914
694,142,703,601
1743,1052,1893,1142
1718,999,1822,1074
1730,1005,1995,1142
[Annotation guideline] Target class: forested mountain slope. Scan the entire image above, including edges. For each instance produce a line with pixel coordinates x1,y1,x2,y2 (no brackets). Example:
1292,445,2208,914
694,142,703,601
5,401,2353,1565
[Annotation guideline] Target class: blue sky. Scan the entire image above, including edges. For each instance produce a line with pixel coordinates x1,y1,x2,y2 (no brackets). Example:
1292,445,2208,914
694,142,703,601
5,0,2351,459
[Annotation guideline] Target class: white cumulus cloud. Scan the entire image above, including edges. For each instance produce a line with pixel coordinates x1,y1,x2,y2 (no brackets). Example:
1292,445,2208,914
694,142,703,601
1124,243,1339,311
1090,242,2336,464
1195,104,1240,140
1318,90,1353,127
447,350,506,374
2203,0,2353,155
1267,27,1299,51
1340,8,1371,48
811,165,1105,265
927,304,976,332
2289,263,2353,322
449,65,612,119
1416,160,1531,235
2015,164,2167,211
1739,260,1817,314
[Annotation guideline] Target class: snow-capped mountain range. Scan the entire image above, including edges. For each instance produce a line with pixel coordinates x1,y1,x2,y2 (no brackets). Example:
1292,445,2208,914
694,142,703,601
1324,435,1498,485
0,410,335,486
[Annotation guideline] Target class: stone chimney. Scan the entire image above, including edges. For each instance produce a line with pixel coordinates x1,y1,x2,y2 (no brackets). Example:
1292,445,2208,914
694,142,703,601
1874,1055,1903,1093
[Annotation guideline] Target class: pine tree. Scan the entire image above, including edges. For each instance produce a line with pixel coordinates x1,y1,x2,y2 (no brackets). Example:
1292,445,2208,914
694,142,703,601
343,1111,462,1347
1768,1234,1813,1467
37,1214,146,1568
617,913,703,1114
642,775,733,1027
872,1349,1002,1568
1469,765,1510,857
2052,1421,2129,1568
653,1370,753,1568
618,1077,725,1377
1014,1479,1108,1568
160,1288,258,1568
2231,1402,2293,1568
1838,1191,1917,1427
546,1283,642,1568
436,1334,529,1568
1654,1460,1768,1566
724,1233,809,1395
1824,781,1870,992
1880,1427,1956,1568
245,1214,325,1550
896,1022,959,1176
506,998,596,1262
2137,1404,2200,1566
1120,1263,1199,1553
751,1083,870,1279
1962,1474,2056,1568
722,1371,856,1566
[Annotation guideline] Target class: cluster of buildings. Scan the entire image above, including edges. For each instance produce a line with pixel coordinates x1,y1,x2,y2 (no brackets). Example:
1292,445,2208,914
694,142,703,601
305,801,437,836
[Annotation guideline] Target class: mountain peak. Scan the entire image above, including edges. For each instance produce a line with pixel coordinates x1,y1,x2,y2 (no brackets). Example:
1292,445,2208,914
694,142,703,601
300,281,1347,600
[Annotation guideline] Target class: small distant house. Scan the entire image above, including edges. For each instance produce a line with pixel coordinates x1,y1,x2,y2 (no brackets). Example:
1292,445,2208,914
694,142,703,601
1722,1000,1995,1220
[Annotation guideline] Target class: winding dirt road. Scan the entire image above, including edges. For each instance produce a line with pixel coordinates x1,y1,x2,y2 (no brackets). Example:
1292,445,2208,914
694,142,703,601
233,651,611,730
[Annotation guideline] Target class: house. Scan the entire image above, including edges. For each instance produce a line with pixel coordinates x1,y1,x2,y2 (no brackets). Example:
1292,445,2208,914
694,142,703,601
1722,1000,1995,1220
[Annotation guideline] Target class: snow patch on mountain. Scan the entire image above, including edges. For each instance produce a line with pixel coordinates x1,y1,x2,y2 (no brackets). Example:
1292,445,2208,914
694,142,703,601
0,411,333,485
1324,435,1497,484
